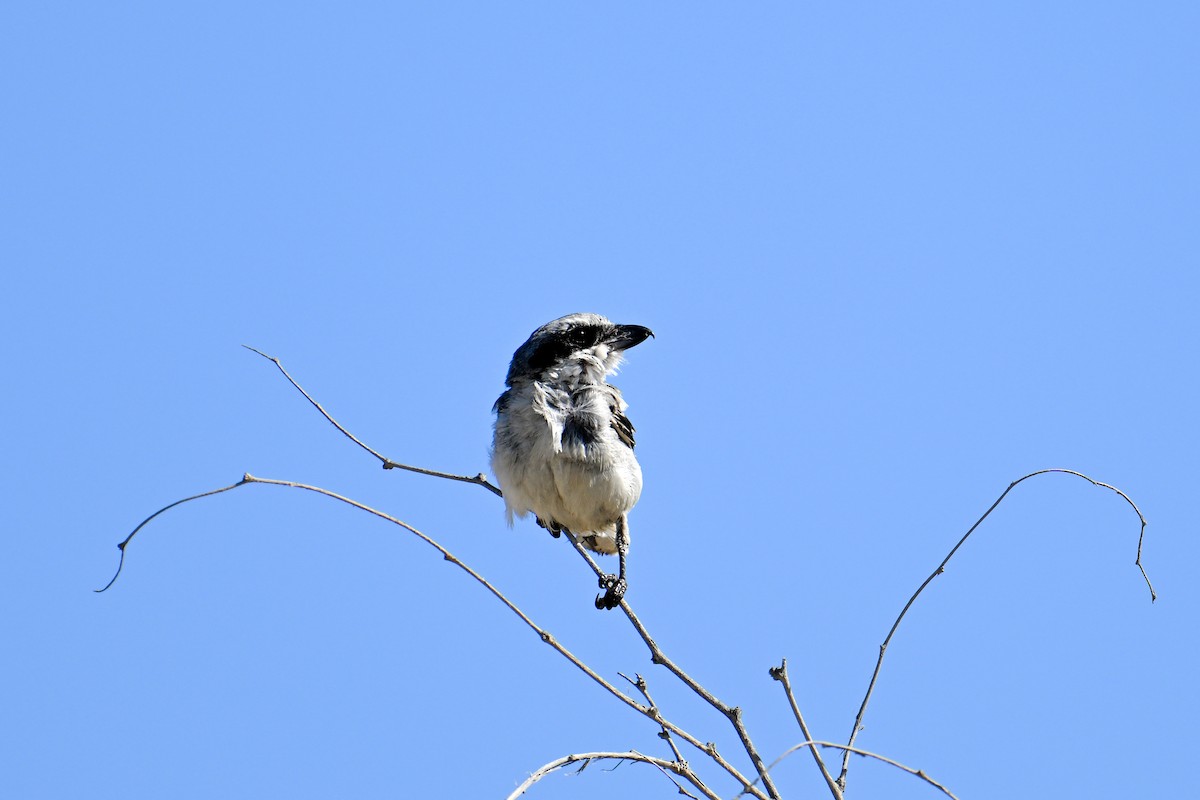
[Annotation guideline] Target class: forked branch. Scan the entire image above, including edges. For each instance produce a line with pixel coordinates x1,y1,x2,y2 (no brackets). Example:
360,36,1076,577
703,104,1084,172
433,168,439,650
97,473,768,799
565,535,782,800
620,672,689,767
766,660,842,800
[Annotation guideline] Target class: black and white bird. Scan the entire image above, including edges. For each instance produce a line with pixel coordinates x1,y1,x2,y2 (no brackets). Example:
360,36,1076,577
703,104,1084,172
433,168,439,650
491,313,654,609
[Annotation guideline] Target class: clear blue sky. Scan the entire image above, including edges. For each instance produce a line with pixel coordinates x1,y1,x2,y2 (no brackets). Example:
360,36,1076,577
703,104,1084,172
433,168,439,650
2,3,1196,798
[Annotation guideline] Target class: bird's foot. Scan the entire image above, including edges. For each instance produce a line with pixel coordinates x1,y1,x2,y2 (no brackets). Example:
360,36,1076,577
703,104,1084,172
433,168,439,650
535,518,563,539
594,574,627,610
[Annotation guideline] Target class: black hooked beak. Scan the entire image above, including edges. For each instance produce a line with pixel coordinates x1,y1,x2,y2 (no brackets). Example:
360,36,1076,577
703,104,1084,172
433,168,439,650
606,324,655,352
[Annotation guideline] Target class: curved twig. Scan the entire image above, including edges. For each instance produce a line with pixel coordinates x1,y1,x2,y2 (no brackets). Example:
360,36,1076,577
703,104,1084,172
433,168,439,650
95,478,250,592
759,741,959,800
507,750,720,800
242,346,501,495
837,468,1154,790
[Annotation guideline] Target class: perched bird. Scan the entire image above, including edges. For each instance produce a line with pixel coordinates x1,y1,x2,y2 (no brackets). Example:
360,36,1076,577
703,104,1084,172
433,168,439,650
491,313,653,609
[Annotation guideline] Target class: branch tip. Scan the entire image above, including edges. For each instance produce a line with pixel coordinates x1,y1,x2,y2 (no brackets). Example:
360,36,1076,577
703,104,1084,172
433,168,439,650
838,467,1154,791
97,477,250,592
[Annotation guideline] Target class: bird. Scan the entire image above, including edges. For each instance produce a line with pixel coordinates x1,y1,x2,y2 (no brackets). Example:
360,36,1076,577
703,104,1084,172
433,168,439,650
491,312,654,610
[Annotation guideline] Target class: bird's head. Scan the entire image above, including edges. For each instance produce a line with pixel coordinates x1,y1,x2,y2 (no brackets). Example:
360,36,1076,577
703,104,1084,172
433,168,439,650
505,312,654,387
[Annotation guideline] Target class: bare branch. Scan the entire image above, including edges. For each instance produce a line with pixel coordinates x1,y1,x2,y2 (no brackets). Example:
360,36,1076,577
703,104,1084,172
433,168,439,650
763,741,959,800
242,345,501,495
837,468,1154,791
566,536,782,800
643,754,706,800
507,751,720,800
95,477,250,592
766,659,842,800
99,473,764,797
620,672,688,767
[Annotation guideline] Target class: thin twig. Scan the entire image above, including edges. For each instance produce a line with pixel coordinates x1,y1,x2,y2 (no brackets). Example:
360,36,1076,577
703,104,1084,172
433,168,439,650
619,672,688,767
242,345,502,495
95,478,250,592
837,468,1154,791
100,474,763,797
566,535,782,800
640,750,706,800
765,741,959,800
765,659,842,800
506,751,720,800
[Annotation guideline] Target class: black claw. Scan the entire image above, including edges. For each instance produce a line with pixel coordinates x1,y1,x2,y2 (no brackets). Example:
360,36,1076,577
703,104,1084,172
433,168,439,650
593,575,626,610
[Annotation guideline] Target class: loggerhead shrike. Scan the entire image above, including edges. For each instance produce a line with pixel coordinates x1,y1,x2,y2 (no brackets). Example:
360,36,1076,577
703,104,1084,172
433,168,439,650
491,313,654,610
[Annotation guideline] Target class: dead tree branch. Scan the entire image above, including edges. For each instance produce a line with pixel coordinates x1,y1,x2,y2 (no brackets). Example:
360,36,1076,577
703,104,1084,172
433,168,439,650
836,467,1155,791
766,659,842,800
565,535,782,800
98,473,768,799
620,672,689,767
506,751,720,800
765,741,959,800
